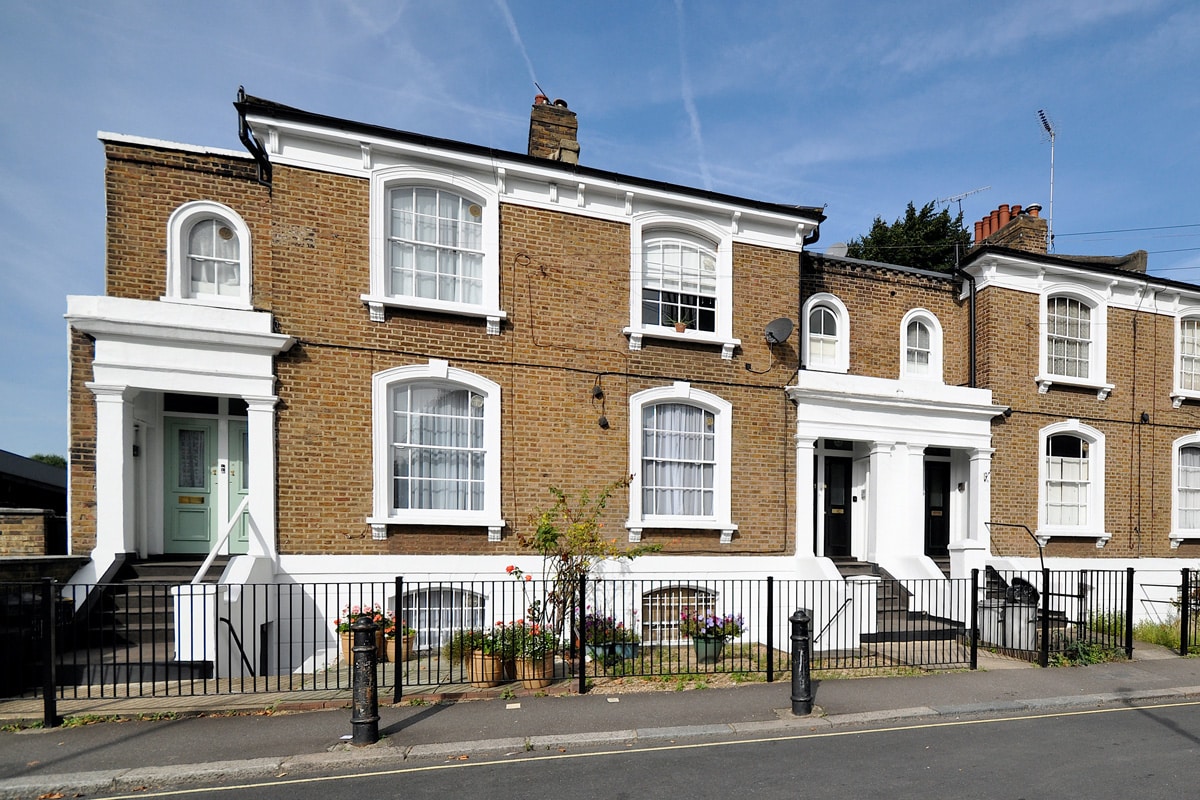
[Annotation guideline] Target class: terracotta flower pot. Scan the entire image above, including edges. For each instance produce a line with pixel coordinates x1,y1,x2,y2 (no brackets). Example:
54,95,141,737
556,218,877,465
384,634,412,663
515,654,556,689
341,630,384,663
468,650,505,688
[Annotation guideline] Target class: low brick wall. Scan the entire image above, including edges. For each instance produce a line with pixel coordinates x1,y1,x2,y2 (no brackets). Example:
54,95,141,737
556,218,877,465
0,556,89,583
0,509,66,556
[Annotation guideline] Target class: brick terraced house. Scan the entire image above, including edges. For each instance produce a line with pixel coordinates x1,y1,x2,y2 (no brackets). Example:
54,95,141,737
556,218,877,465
63,92,1200,670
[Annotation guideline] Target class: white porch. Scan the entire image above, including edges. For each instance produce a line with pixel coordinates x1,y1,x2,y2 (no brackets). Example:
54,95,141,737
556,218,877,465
66,295,293,584
788,371,1003,580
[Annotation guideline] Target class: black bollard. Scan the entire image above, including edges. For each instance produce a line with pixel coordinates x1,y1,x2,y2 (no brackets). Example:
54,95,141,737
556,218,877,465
790,608,813,716
350,616,380,745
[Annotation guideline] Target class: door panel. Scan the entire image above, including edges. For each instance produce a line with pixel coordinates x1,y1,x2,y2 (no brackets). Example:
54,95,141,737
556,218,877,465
924,460,951,557
824,456,852,558
229,419,249,555
164,418,217,554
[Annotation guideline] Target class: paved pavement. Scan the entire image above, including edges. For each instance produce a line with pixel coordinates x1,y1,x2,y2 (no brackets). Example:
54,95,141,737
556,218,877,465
2,645,1199,799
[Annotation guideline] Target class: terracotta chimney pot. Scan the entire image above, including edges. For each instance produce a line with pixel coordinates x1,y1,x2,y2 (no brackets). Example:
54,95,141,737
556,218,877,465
1026,203,1041,218
998,204,1011,226
1011,204,1022,217
974,220,984,242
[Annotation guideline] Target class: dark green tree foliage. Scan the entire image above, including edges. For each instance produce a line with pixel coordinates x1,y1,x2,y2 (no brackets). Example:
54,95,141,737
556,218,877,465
30,453,66,469
845,201,973,272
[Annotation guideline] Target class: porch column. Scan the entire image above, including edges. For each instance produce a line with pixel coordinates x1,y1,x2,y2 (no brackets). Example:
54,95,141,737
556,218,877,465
967,447,994,547
245,396,280,559
88,384,136,559
864,442,893,562
794,435,817,557
952,447,994,578
903,444,927,556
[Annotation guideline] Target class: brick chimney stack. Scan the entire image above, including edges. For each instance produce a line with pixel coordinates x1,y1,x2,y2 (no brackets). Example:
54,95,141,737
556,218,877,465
528,95,580,164
973,202,1048,255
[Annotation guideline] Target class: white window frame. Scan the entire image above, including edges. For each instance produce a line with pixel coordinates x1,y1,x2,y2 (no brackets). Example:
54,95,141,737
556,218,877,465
1036,419,1108,547
640,585,717,645
626,382,736,543
899,308,943,382
1036,287,1112,399
400,586,486,652
802,293,849,373
363,166,505,334
1170,434,1200,548
368,359,505,540
165,201,252,309
624,213,739,359
1171,314,1200,408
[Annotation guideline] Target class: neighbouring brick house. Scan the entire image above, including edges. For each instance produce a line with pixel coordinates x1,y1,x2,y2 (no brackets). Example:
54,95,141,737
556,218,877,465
0,449,67,557
63,92,1199,662
967,207,1200,563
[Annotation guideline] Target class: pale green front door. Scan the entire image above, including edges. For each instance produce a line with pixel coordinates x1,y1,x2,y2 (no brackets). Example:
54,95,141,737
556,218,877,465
164,418,218,554
228,419,249,555
164,416,250,555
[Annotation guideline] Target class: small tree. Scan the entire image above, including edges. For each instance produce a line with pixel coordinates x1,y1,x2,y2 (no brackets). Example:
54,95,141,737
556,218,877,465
517,475,660,642
845,201,972,272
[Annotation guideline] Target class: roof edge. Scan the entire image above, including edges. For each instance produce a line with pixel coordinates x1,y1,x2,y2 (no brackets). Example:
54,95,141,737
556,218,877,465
234,93,826,224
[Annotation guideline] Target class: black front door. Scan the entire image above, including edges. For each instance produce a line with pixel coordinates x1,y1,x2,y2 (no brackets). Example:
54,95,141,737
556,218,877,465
824,456,852,557
924,461,951,557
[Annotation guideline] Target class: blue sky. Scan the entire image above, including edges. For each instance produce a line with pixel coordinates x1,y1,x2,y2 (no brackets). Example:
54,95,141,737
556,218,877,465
2,0,1198,458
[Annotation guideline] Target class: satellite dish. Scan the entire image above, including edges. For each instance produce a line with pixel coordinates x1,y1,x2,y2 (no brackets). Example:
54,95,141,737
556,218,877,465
826,242,848,257
764,317,794,345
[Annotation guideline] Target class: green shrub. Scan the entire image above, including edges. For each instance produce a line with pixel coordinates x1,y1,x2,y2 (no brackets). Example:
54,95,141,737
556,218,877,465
1052,639,1122,666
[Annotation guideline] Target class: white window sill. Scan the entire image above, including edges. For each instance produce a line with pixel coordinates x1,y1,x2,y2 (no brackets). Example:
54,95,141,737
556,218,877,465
623,326,740,360
360,294,507,334
1169,530,1200,549
160,295,253,312
1170,389,1200,409
626,517,738,544
366,515,507,542
1034,528,1112,549
1035,374,1113,400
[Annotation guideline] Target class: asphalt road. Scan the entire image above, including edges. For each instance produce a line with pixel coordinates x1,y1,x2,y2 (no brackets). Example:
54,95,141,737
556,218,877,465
83,699,1200,799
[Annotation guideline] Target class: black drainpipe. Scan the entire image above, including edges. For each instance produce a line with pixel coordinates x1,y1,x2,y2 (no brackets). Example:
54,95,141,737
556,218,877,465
236,86,273,192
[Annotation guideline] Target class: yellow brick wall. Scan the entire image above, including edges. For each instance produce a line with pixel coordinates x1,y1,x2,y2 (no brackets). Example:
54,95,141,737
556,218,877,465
91,146,810,558
0,512,53,556
979,285,1200,559
805,260,969,384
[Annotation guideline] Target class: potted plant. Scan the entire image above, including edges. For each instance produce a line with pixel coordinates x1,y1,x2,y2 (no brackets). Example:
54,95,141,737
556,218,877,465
383,614,415,663
582,610,619,662
510,620,558,689
665,310,693,333
447,625,507,687
680,610,744,664
581,610,641,663
610,614,642,661
336,604,386,663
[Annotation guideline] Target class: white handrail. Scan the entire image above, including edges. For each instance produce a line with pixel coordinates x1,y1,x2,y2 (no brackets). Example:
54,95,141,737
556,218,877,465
192,495,250,585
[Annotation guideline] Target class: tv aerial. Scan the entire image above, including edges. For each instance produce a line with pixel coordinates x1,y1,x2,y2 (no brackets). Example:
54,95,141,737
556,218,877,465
1038,109,1056,252
938,186,991,218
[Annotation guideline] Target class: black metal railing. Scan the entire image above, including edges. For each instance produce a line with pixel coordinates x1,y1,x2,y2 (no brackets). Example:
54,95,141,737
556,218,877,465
0,566,1178,724
977,568,1134,666
1183,568,1200,654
